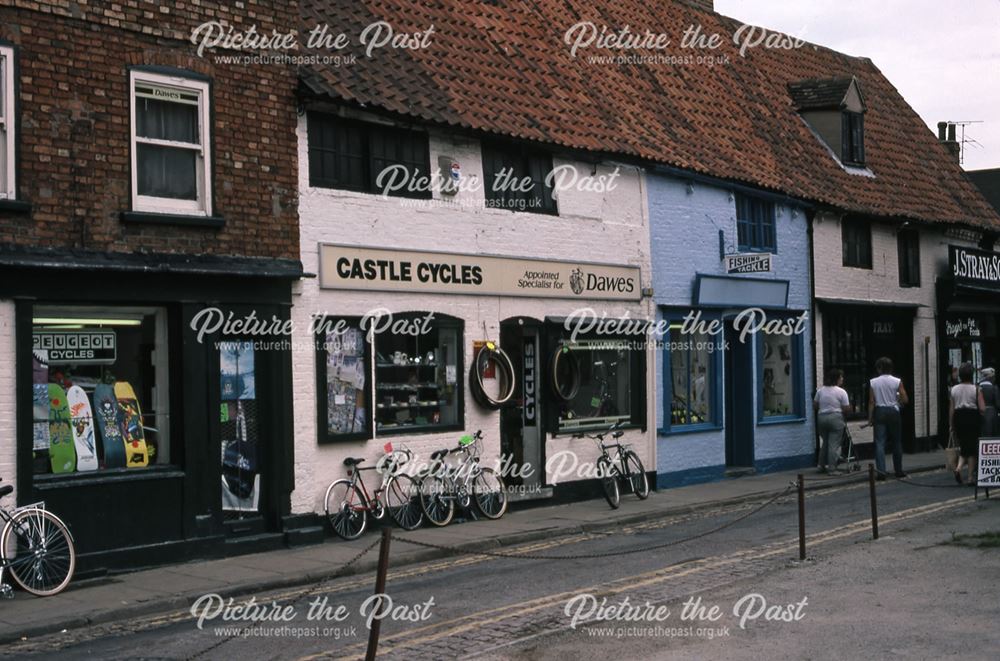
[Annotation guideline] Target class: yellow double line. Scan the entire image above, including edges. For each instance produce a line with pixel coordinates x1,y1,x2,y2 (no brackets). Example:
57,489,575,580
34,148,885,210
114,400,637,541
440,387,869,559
316,495,971,661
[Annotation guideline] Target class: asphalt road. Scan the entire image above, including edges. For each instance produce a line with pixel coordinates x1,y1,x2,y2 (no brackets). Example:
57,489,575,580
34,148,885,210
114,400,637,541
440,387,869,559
4,470,994,660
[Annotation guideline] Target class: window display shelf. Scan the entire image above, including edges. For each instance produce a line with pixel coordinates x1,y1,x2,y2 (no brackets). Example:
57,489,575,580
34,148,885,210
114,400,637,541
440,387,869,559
376,401,447,410
376,362,439,369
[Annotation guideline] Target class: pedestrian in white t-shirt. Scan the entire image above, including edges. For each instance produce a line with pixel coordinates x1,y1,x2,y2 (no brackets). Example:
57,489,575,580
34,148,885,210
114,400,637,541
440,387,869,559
814,368,851,473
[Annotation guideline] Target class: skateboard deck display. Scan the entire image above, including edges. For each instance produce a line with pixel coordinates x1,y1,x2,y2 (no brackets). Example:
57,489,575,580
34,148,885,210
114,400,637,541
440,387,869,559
67,385,99,472
94,384,127,469
47,384,76,474
114,381,149,468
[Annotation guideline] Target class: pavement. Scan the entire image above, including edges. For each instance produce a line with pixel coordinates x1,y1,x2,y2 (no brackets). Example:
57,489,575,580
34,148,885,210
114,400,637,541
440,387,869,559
0,451,947,646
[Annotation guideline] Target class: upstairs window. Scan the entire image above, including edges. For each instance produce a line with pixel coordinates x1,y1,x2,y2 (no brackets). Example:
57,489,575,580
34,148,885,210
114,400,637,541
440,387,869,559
897,228,920,287
736,194,776,252
307,114,431,199
481,141,557,215
0,45,14,200
842,216,872,269
841,111,865,166
130,70,212,216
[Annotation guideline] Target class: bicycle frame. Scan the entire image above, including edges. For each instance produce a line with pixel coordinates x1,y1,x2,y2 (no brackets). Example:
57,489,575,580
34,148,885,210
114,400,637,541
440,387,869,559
342,450,412,515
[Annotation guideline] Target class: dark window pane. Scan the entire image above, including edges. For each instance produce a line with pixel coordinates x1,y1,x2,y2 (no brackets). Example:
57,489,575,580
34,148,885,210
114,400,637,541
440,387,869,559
482,142,557,215
137,144,197,199
735,195,775,251
136,98,198,143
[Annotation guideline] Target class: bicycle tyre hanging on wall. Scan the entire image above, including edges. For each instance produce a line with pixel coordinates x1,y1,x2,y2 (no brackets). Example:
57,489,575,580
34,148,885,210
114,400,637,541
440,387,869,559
469,341,516,410
550,342,581,401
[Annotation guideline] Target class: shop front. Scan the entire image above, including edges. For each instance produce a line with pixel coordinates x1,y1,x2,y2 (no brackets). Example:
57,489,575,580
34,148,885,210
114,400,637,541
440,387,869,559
936,244,1000,439
2,249,300,573
295,244,653,509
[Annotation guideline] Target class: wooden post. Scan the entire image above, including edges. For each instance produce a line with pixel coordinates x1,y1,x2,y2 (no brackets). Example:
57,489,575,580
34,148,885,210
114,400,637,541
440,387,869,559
868,463,879,540
797,473,806,561
365,528,393,661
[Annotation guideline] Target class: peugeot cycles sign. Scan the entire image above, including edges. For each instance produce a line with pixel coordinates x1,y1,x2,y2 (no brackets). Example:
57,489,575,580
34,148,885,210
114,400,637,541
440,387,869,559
33,329,117,365
318,244,642,301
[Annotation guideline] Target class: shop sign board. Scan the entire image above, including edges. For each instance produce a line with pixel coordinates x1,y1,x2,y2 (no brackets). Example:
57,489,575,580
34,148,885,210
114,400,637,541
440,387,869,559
950,245,1000,290
318,244,642,301
945,316,982,339
523,338,536,426
33,329,117,365
724,253,772,274
978,438,1000,488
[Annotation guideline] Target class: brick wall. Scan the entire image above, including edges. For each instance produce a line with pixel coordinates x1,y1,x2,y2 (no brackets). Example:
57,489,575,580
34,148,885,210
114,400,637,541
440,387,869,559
0,1,299,259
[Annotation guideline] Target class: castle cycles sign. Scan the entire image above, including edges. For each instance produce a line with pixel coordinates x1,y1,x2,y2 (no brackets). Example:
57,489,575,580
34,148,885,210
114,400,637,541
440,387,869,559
950,245,1000,290
318,245,641,301
724,253,773,274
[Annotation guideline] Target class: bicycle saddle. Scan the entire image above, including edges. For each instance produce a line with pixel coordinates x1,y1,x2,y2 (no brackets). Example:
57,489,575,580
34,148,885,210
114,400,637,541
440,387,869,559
430,448,449,460
342,457,365,467
0,484,12,498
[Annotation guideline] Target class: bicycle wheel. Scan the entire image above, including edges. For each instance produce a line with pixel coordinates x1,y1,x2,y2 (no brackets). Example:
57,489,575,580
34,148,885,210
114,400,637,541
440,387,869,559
324,479,368,540
385,474,424,531
623,451,650,500
597,457,620,509
472,467,508,519
420,475,455,527
1,508,76,596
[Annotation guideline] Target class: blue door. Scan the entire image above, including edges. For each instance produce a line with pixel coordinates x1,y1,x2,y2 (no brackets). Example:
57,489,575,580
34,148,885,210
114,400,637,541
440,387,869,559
724,321,755,468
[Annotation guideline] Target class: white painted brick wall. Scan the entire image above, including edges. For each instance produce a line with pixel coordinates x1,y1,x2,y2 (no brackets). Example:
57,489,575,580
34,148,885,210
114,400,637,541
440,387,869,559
290,114,655,513
0,301,16,500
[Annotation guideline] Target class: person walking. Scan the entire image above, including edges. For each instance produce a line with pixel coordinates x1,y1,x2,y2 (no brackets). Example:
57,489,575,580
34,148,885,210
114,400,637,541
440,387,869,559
978,367,997,438
814,368,851,474
867,357,909,480
951,362,985,486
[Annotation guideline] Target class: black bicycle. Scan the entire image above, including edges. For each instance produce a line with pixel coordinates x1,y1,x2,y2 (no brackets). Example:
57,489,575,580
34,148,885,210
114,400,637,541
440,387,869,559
573,421,649,509
0,478,76,597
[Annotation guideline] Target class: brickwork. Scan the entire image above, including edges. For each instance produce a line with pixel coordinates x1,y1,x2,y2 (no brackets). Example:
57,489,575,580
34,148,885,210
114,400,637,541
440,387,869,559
0,1,299,258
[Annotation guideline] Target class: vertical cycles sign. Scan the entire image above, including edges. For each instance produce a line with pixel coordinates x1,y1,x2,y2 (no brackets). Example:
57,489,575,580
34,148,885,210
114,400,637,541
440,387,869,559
318,244,642,301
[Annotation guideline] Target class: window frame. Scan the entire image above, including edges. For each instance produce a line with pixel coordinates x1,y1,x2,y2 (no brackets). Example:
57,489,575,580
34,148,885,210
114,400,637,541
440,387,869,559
735,194,777,253
660,312,723,435
897,228,921,288
129,69,212,216
841,217,873,269
841,111,865,166
306,113,432,200
0,44,16,200
757,324,806,424
481,140,558,216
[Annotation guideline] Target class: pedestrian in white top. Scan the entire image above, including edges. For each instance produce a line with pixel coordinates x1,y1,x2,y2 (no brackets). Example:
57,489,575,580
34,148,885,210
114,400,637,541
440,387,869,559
814,368,851,473
867,356,910,480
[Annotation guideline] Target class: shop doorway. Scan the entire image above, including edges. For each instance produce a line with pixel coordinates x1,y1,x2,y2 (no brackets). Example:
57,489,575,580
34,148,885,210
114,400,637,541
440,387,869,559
724,320,755,469
499,318,543,491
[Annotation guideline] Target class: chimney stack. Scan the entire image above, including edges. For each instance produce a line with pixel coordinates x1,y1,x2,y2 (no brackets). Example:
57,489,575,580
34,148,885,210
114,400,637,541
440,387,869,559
938,121,961,163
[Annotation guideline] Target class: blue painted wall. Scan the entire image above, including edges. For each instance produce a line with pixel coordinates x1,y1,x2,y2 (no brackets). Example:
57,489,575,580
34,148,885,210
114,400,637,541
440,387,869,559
647,175,815,487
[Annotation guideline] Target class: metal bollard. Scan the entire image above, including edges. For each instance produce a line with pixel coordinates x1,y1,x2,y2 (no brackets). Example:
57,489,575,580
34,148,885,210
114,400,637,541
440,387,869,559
868,463,879,540
797,473,806,560
365,528,393,661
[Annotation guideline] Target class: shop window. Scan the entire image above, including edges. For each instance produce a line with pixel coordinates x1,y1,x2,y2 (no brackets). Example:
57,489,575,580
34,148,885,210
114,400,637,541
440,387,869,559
220,341,261,514
897,229,921,287
31,307,171,475
736,195,776,252
842,217,872,268
0,45,14,200
315,317,373,443
759,330,804,420
841,111,865,166
130,70,212,215
307,113,431,199
822,312,868,420
481,141,557,215
665,324,720,429
554,339,638,432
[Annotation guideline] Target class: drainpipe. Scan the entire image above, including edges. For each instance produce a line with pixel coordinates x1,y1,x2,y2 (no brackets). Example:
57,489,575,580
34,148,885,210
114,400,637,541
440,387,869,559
806,208,819,462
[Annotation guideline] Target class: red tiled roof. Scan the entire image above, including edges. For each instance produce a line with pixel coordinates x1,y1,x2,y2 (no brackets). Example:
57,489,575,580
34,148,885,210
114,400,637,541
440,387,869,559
300,0,1000,229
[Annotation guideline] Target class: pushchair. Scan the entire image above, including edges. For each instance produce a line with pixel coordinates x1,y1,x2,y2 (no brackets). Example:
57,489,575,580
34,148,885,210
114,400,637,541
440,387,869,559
836,424,864,473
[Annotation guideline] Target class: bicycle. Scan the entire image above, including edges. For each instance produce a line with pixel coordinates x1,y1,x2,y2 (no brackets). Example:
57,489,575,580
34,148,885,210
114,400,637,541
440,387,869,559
419,430,508,527
0,478,76,597
572,421,649,509
324,444,424,540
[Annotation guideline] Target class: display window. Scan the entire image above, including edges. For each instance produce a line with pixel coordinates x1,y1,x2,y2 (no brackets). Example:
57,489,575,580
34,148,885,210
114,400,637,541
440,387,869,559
31,306,171,475
553,338,637,432
666,324,719,428
315,313,463,440
759,328,804,420
220,341,260,514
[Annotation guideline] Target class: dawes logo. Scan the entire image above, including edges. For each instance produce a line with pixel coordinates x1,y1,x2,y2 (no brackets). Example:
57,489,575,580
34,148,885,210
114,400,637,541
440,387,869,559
570,268,636,296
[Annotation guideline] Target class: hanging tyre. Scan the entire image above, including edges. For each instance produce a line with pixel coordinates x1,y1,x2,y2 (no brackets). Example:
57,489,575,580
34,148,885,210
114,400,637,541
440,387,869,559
550,342,581,401
469,341,516,410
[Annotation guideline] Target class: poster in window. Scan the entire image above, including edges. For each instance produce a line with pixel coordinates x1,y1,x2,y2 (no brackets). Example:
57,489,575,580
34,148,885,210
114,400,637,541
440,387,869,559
327,328,367,435
220,341,259,512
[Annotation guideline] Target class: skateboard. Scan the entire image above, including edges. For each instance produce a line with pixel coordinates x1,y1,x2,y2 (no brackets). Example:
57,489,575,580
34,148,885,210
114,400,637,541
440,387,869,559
93,384,127,469
32,384,50,451
114,381,149,468
47,384,76,474
66,386,99,472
